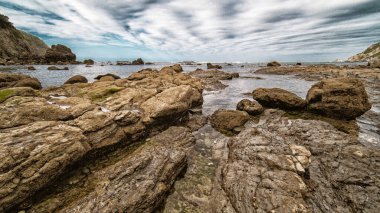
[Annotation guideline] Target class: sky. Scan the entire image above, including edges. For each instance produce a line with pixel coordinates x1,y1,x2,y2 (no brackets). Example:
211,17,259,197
0,0,379,62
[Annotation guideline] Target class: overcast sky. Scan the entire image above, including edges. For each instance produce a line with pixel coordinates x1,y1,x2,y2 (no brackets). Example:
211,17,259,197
1,0,379,62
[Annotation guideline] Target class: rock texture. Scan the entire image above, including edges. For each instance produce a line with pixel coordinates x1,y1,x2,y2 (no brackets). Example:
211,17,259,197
307,77,372,120
0,69,203,212
213,110,380,213
0,73,42,90
0,14,48,63
237,99,264,115
253,88,306,110
189,69,238,91
267,61,281,67
45,44,76,63
210,109,249,133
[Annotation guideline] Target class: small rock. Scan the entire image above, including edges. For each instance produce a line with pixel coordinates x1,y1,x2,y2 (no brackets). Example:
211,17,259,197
236,99,264,115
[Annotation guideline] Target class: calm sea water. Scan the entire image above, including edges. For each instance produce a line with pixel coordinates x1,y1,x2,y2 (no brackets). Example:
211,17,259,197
1,62,378,146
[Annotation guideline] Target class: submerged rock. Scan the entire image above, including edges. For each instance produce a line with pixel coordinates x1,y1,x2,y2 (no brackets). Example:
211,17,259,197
252,88,307,110
64,75,88,84
236,99,264,115
207,63,222,69
47,66,69,70
210,109,249,133
306,77,372,120
94,73,121,81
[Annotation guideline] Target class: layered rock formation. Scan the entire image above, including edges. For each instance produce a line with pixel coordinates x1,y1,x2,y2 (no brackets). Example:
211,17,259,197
212,110,380,212
348,42,380,62
0,69,203,212
45,44,76,63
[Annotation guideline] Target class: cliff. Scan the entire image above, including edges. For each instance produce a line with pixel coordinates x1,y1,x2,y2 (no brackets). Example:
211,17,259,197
348,42,380,62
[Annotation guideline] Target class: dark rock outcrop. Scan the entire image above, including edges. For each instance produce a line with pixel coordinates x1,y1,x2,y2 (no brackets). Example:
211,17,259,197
207,63,222,69
132,58,144,65
236,99,264,115
45,44,76,63
64,75,88,84
253,88,307,110
94,73,121,81
267,61,281,67
210,109,249,133
83,59,95,65
0,73,41,90
306,77,372,120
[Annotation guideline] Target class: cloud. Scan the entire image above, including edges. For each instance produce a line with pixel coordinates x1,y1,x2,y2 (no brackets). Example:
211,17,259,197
0,0,379,61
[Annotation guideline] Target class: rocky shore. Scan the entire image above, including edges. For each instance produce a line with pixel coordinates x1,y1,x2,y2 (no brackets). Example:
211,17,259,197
0,62,379,212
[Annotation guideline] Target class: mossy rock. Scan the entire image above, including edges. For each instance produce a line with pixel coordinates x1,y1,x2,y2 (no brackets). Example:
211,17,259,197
0,87,38,103
0,89,15,103
89,86,124,102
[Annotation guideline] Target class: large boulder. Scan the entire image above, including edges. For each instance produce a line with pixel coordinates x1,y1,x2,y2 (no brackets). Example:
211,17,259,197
83,59,94,65
236,99,264,115
252,88,306,110
132,58,144,65
267,61,281,67
207,63,222,69
45,44,76,63
210,109,249,133
306,77,371,120
0,73,41,90
64,75,88,84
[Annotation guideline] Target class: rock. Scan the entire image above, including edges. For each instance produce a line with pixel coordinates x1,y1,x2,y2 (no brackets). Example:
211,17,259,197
0,73,41,90
64,75,88,84
94,73,121,80
0,69,203,211
116,61,131,65
171,64,183,73
252,88,306,110
213,110,380,213
231,72,239,78
207,63,222,69
27,66,36,70
306,77,372,120
210,109,250,133
267,61,281,67
236,99,264,115
45,44,76,63
25,127,195,213
83,59,94,65
296,62,302,66
368,58,380,68
189,69,237,91
132,58,144,65
47,66,69,70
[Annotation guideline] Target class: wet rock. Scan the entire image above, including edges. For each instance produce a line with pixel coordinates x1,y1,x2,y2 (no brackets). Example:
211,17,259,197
27,66,36,70
207,63,222,69
214,110,380,213
132,58,144,65
116,61,131,65
210,109,250,133
64,75,88,84
83,59,94,65
253,88,307,110
189,69,237,91
45,44,76,63
47,66,69,70
306,77,372,120
267,61,281,67
296,62,302,66
0,73,41,90
94,73,121,80
236,99,264,115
